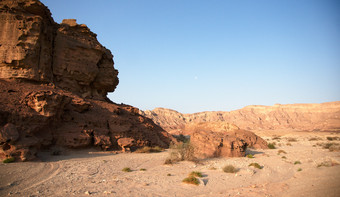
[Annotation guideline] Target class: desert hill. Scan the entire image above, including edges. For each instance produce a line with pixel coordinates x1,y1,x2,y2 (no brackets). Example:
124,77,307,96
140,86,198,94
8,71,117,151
140,102,340,132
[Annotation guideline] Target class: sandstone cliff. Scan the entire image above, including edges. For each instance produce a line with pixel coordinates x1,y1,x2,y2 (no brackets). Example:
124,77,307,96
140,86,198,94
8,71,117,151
140,102,340,132
0,0,171,161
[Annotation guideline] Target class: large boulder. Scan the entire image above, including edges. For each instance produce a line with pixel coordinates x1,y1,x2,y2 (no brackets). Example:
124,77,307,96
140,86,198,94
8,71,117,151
188,122,268,159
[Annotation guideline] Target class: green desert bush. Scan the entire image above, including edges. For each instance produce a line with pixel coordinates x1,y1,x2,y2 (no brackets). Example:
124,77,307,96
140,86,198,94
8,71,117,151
139,168,146,171
246,154,254,158
268,143,276,149
294,161,301,165
248,163,262,169
189,171,203,178
182,176,200,185
281,156,287,159
297,168,302,171
223,165,238,173
122,167,132,172
3,157,15,163
135,146,164,153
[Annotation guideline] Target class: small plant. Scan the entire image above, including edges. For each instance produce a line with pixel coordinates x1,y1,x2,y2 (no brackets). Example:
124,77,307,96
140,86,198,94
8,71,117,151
223,165,238,173
320,142,340,152
277,150,287,155
249,163,262,169
247,154,254,158
140,168,146,171
135,146,164,153
294,161,301,165
182,176,200,185
209,167,217,170
268,143,276,149
297,168,302,171
167,173,171,176
272,136,281,141
281,156,287,159
122,167,132,172
3,157,15,163
286,143,292,146
189,171,203,178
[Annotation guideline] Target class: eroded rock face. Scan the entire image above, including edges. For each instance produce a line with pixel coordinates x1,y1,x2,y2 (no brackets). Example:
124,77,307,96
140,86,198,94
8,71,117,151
0,0,119,99
0,80,172,161
140,102,340,132
0,0,172,161
188,122,268,158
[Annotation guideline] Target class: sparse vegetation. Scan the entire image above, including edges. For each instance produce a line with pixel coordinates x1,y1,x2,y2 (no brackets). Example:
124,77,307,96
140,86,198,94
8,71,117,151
317,142,340,152
294,161,301,165
249,163,262,169
209,167,217,170
286,143,292,146
281,156,287,159
3,157,15,163
189,171,203,178
175,134,190,143
326,136,340,141
277,150,287,155
223,165,238,173
268,143,276,149
297,168,302,171
140,168,146,171
309,137,321,141
247,154,254,158
167,173,171,176
317,161,339,168
164,142,196,164
135,146,164,153
272,136,281,141
182,176,200,185
287,137,297,142
122,167,132,172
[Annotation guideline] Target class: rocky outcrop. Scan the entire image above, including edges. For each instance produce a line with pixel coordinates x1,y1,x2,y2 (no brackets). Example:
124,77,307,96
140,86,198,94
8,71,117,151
188,122,268,158
140,102,340,132
0,0,172,161
0,0,118,99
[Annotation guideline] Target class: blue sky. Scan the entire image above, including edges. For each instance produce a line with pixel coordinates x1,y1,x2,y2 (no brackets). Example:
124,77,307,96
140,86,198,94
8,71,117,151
42,0,340,113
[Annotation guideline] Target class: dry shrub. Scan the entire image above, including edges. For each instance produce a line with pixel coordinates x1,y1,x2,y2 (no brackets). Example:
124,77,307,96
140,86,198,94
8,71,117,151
277,150,287,155
294,161,301,165
327,136,340,141
122,167,132,172
223,165,238,173
182,176,200,185
286,143,292,146
135,146,164,153
287,137,297,142
164,142,196,164
249,163,263,169
318,142,340,151
317,160,339,168
309,137,322,141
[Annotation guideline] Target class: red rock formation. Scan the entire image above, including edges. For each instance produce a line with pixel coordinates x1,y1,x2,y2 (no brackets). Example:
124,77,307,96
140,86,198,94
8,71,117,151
140,102,340,132
188,122,268,158
0,0,172,161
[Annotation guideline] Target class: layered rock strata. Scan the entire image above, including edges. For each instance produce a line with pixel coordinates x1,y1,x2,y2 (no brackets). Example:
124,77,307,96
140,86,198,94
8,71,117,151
140,102,340,132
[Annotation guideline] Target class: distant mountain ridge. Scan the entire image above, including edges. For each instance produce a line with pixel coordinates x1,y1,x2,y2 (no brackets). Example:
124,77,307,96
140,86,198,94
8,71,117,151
140,101,340,132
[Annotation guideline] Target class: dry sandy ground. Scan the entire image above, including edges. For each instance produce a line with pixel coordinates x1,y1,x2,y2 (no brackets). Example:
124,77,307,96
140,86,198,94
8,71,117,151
1,130,340,197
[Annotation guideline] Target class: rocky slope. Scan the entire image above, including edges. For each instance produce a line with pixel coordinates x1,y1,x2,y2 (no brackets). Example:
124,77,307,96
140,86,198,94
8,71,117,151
140,102,340,132
0,0,171,161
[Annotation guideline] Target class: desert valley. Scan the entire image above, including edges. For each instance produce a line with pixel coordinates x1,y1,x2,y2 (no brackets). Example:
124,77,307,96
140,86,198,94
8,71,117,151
0,0,340,197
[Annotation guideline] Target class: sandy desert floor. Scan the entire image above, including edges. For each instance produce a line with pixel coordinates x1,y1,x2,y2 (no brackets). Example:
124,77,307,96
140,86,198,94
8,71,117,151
1,130,340,197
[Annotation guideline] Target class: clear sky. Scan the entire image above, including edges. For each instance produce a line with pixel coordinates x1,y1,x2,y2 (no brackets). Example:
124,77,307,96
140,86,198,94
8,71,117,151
41,0,340,113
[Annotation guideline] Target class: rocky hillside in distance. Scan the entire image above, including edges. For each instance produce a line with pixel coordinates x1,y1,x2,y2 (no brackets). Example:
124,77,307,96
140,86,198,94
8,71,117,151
140,102,340,132
0,0,172,161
